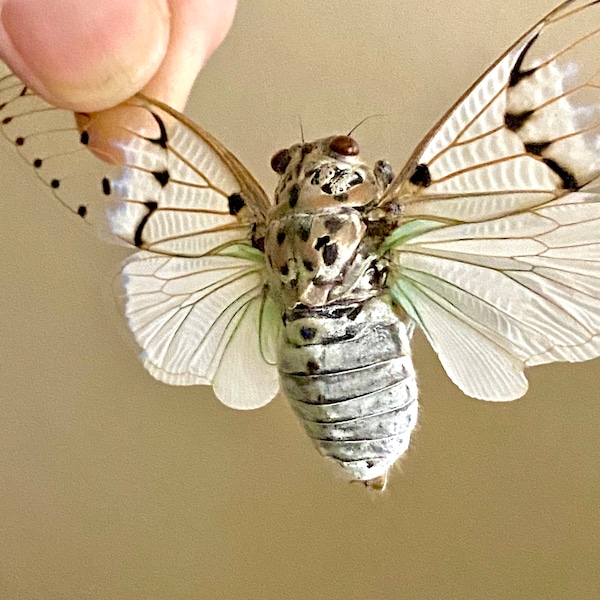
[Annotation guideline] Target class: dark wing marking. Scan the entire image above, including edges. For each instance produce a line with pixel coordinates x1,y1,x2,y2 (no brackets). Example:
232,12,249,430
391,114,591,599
382,1,600,401
383,0,600,222
0,63,279,408
0,65,271,257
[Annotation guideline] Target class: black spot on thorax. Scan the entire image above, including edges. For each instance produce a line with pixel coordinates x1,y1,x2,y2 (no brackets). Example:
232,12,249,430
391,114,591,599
314,236,331,251
322,243,338,266
289,184,300,208
298,220,311,242
324,216,344,233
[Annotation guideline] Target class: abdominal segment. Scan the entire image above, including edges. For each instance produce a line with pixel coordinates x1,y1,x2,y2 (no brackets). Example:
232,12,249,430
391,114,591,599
279,298,418,488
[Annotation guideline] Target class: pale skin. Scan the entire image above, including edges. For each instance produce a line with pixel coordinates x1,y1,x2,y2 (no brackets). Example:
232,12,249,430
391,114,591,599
0,0,237,113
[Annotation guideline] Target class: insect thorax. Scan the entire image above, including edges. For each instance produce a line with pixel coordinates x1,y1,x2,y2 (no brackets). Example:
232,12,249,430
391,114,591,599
264,136,393,309
265,207,388,307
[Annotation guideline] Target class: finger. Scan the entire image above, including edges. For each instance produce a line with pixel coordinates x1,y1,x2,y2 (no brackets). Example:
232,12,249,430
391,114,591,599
76,0,238,164
0,0,170,112
143,0,238,111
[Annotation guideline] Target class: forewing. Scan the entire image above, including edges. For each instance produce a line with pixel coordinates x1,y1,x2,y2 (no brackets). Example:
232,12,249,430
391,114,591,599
0,63,271,256
383,0,600,220
384,1,600,400
0,63,279,408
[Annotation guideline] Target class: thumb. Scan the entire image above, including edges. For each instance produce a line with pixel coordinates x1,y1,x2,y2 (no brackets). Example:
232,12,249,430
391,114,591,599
0,0,170,112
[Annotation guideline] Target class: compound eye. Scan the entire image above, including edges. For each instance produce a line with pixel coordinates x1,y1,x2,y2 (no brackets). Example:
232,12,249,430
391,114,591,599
270,148,291,174
329,135,359,156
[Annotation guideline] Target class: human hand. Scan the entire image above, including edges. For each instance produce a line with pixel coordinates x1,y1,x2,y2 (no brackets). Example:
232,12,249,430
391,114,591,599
0,0,237,113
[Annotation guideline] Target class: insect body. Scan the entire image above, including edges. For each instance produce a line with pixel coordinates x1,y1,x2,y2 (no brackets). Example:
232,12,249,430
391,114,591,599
3,0,600,489
265,138,418,485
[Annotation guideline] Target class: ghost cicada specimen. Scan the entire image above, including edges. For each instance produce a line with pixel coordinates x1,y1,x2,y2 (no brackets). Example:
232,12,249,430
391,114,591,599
3,0,600,489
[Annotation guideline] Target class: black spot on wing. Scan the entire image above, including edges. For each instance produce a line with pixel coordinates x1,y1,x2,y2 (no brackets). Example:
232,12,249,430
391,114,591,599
33,158,42,168
77,205,87,218
302,260,314,272
524,141,551,156
51,179,60,189
134,201,158,247
152,169,170,187
504,110,534,132
409,163,431,187
508,34,539,87
15,136,24,146
543,159,579,191
80,131,89,145
145,112,168,148
228,193,245,216
102,177,111,195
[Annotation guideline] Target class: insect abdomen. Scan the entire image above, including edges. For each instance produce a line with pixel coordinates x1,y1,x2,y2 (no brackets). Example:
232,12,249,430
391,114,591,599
279,298,418,487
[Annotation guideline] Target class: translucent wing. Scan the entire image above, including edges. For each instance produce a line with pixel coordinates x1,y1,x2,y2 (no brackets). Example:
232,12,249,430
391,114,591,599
384,0,600,400
0,63,279,409
0,67,271,255
122,248,280,409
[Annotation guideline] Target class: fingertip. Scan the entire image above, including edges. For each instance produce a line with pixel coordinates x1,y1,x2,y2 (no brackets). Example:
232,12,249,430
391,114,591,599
0,0,170,112
142,0,238,111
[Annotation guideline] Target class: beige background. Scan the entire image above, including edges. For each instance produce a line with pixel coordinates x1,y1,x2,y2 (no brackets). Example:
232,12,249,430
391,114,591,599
2,1,600,598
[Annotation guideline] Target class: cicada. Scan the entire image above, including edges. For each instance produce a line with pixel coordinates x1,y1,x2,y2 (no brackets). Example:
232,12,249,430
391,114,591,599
3,0,600,489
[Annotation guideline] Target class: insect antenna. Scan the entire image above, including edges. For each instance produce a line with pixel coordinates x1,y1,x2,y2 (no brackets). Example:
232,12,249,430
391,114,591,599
298,116,305,143
347,114,387,136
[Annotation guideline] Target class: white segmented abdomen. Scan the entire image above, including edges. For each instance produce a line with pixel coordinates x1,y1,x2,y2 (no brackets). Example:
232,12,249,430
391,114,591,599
279,298,418,486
